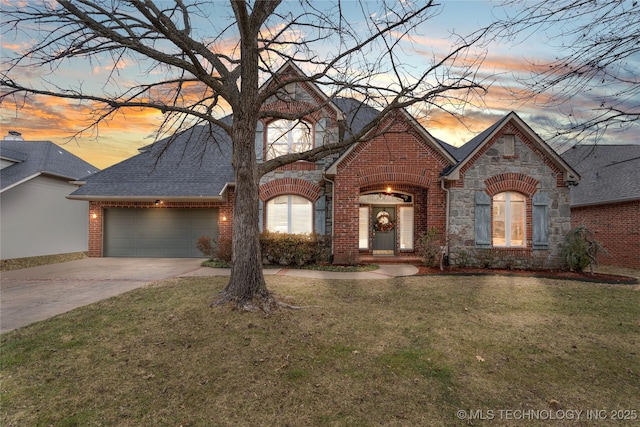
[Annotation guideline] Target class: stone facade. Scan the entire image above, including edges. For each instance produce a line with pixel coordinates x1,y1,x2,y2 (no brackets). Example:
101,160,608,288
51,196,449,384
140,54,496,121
446,122,572,268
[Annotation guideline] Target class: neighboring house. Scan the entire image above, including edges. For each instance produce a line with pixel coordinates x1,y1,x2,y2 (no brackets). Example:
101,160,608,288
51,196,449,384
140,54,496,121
0,133,99,260
70,63,579,267
562,145,640,269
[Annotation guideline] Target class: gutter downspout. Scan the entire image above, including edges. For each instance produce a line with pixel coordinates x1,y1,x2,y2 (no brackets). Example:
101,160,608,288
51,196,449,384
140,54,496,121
324,175,335,264
440,178,450,270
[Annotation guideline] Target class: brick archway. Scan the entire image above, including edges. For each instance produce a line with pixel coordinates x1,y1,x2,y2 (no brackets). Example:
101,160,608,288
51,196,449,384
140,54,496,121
356,166,432,188
259,178,322,202
484,173,539,197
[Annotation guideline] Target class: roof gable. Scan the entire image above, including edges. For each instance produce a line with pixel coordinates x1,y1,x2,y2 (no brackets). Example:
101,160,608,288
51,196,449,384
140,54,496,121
442,112,580,184
260,61,345,121
326,107,457,176
0,141,98,192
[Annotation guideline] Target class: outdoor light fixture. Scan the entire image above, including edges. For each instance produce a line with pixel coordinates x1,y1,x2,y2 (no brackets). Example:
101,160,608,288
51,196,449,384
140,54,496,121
154,200,161,206
386,186,392,193
222,215,227,221
91,213,97,219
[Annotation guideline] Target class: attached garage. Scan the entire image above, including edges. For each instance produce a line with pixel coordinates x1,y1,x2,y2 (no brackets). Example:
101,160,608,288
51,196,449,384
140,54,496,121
104,208,218,257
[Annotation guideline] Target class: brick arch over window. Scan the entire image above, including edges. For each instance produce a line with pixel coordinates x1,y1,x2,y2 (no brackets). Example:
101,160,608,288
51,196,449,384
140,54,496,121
356,166,432,188
259,178,322,202
484,173,539,197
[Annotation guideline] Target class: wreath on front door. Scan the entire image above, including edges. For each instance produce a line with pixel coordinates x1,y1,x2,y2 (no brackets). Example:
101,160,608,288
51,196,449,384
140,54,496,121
374,210,395,232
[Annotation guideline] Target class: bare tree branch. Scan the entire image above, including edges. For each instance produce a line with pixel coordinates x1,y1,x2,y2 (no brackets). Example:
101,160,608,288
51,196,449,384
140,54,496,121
493,0,640,146
0,0,492,307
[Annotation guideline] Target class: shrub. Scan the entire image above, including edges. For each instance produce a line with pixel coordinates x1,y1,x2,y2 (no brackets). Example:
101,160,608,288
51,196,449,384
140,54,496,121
196,236,217,259
475,249,497,268
196,236,232,262
260,232,331,267
560,225,606,273
216,237,233,263
416,227,443,267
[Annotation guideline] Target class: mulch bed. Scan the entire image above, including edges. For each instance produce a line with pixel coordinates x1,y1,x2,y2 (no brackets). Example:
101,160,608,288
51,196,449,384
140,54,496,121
414,265,638,284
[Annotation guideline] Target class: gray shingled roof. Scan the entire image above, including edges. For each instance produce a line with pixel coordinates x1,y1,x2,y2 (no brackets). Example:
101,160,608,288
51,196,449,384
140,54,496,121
451,114,511,162
1,141,98,192
562,144,640,206
332,97,381,138
71,99,387,199
69,123,234,200
73,101,544,200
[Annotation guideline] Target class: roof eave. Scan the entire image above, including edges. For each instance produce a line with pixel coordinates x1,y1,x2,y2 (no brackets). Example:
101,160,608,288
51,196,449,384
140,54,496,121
571,195,640,208
0,172,41,193
66,195,227,202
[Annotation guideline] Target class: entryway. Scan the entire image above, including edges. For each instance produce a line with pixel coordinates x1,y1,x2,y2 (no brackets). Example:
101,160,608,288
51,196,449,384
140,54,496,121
372,206,396,255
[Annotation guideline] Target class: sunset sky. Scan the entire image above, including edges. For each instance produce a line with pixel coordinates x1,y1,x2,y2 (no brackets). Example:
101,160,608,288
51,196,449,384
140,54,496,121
1,1,637,170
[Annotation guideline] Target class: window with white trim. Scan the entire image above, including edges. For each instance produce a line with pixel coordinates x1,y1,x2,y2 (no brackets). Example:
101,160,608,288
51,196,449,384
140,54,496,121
266,119,313,160
359,206,369,249
492,191,525,247
399,206,414,249
266,195,313,234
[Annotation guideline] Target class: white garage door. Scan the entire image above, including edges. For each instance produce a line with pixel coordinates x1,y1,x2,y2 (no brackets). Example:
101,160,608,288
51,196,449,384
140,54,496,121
104,208,218,257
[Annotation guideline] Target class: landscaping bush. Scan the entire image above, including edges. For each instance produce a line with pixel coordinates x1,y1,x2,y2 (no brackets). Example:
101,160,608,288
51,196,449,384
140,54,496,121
416,227,443,267
260,232,330,267
196,236,232,262
196,236,217,259
560,225,606,273
216,237,233,263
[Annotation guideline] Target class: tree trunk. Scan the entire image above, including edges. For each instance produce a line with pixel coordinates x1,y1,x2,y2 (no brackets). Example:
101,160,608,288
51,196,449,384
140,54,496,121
218,120,273,310
215,4,274,311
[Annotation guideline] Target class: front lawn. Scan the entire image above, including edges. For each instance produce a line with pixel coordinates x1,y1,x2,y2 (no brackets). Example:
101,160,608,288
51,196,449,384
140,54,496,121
1,275,639,426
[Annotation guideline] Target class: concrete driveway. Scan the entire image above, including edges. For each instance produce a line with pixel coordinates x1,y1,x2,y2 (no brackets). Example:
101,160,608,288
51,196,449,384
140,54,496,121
1,258,418,334
1,258,206,334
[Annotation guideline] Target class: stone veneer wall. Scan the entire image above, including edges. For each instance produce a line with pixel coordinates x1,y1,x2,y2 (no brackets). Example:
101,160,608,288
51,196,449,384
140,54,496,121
447,125,572,269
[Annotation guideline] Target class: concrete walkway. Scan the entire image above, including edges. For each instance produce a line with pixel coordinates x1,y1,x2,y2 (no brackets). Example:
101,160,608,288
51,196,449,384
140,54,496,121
1,258,417,333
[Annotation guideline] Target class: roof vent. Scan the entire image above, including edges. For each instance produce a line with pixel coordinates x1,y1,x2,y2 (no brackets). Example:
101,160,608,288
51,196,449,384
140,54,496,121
4,131,24,141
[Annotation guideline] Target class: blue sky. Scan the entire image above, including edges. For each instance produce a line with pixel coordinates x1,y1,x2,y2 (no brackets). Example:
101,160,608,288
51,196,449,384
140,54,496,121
1,0,637,169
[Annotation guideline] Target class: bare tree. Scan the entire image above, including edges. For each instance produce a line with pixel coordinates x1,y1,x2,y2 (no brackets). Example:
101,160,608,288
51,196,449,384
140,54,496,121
495,0,640,146
1,0,490,311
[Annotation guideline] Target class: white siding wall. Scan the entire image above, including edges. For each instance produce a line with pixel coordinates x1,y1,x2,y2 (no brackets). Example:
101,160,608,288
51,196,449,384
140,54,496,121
0,176,89,259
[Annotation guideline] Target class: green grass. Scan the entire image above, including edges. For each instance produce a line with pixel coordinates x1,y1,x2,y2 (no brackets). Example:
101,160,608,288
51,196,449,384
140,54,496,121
1,275,639,426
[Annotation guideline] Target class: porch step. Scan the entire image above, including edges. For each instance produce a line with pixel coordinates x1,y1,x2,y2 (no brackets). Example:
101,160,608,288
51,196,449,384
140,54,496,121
359,255,422,265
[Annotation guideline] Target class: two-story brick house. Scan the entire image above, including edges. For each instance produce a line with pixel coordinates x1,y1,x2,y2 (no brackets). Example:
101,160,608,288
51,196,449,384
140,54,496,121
70,63,579,267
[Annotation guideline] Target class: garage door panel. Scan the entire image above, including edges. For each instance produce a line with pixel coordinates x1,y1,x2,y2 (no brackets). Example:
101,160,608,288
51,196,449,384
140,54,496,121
104,208,219,257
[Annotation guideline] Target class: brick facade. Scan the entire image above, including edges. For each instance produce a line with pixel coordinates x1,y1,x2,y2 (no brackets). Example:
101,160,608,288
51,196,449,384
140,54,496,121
332,113,450,264
572,200,640,269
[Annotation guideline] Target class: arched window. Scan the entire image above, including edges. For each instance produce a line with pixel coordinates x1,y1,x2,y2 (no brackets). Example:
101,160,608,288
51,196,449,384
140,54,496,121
266,119,313,160
492,191,525,247
266,195,313,234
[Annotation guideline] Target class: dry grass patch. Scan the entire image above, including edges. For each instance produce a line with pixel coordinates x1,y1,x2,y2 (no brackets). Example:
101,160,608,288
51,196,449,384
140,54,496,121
0,252,88,272
1,275,639,426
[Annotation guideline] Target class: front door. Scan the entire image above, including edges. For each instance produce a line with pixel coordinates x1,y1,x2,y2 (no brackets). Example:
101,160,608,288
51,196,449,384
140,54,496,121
372,206,396,255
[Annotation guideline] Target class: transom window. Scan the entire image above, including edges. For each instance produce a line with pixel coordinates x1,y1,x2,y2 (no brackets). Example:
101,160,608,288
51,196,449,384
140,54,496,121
266,195,313,234
492,191,525,247
266,119,313,160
